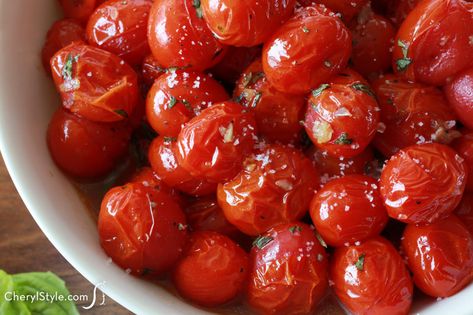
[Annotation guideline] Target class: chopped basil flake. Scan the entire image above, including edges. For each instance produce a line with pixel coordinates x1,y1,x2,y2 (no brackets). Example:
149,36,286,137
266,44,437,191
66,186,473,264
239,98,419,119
355,253,366,271
351,83,376,98
334,132,353,145
396,40,412,72
62,53,78,80
315,232,327,248
168,96,177,108
163,136,177,143
114,109,129,118
252,235,273,249
289,225,302,234
192,0,203,18
312,84,330,98
302,26,310,33
250,92,262,108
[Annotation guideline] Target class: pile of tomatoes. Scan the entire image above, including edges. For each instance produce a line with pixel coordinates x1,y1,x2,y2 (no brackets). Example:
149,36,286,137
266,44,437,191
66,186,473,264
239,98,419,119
44,0,473,314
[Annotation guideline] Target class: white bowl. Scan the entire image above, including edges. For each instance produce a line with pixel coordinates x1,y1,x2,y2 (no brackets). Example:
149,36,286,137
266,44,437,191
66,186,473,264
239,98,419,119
0,1,472,314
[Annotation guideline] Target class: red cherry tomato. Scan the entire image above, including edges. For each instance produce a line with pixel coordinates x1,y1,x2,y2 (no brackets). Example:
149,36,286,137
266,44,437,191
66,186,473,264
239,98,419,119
445,67,473,130
146,70,229,137
233,59,305,143
453,131,473,192
41,19,85,75
217,144,319,236
201,0,296,47
372,74,459,157
304,69,380,158
147,0,227,71
98,182,188,275
262,5,352,95
391,0,421,26
402,215,473,297
50,43,139,122
141,54,166,87
393,0,473,85
47,108,131,178
331,237,413,315
299,0,369,23
455,193,473,234
86,0,152,66
380,143,468,224
58,0,98,23
177,101,258,182
148,137,217,196
173,231,249,306
247,222,328,315
310,175,388,247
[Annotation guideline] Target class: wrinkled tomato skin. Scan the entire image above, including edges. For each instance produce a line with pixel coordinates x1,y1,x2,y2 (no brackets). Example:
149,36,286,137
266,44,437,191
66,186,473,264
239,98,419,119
331,237,413,315
247,222,328,315
58,0,98,23
372,74,458,157
147,0,227,71
217,144,319,236
177,101,258,183
444,67,473,130
98,182,188,276
310,175,388,247
402,215,473,297
380,143,468,224
233,59,305,144
455,193,473,234
304,69,380,158
453,132,473,191
173,231,249,307
47,108,131,179
148,137,217,196
51,43,139,122
201,0,296,47
146,70,229,137
299,0,368,22
41,19,85,75
141,54,166,88
86,0,152,66
263,5,352,95
393,0,473,86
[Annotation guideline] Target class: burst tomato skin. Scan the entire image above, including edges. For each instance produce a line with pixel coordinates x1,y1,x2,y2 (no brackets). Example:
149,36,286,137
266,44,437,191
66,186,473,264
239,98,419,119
233,59,305,143
402,215,473,297
47,107,131,179
453,132,473,192
147,0,227,71
98,182,188,276
380,143,468,224
201,0,296,47
50,43,139,122
444,67,473,130
177,101,258,183
304,69,379,158
86,0,152,66
299,0,368,22
331,237,413,315
310,175,388,247
262,5,351,95
393,0,473,86
248,222,329,315
146,70,229,137
58,0,99,23
455,193,473,234
173,231,249,306
217,144,319,236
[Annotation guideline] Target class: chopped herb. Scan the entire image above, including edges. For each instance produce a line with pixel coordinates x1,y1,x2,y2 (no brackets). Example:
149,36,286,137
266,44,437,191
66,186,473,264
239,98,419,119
312,84,330,98
234,93,244,103
114,109,129,118
396,40,412,72
315,232,327,248
252,235,273,249
192,0,203,18
181,99,192,110
289,225,302,234
351,83,376,98
334,132,353,145
168,96,177,108
177,223,186,231
250,92,262,108
163,136,177,143
302,26,310,33
242,72,264,88
355,253,366,271
62,53,78,80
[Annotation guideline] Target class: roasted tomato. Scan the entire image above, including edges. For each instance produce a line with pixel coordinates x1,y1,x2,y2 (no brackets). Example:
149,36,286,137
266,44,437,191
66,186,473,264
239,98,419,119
453,132,473,192
41,19,85,75
217,144,318,236
380,143,468,224
233,59,306,143
177,101,258,182
147,0,226,71
402,215,473,297
58,0,98,23
201,0,296,47
372,74,459,157
331,237,413,315
173,231,249,306
86,0,152,66
445,67,473,130
299,0,368,22
47,108,131,178
390,0,421,26
146,70,229,137
98,182,188,276
310,175,388,247
141,54,166,87
262,5,352,95
393,0,473,86
148,137,217,196
455,193,473,234
248,223,328,315
304,69,380,158
50,43,139,122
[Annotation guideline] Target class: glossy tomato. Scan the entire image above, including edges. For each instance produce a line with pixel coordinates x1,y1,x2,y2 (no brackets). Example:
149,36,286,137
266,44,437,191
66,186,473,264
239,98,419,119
173,231,249,306
141,54,166,87
147,0,226,71
402,215,473,297
299,0,368,22
262,5,352,95
304,69,380,158
47,107,131,178
391,0,421,26
445,67,473,130
331,237,413,315
58,0,99,23
453,131,473,191
217,144,318,236
146,70,229,137
50,42,139,122
455,193,473,234
380,143,468,224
